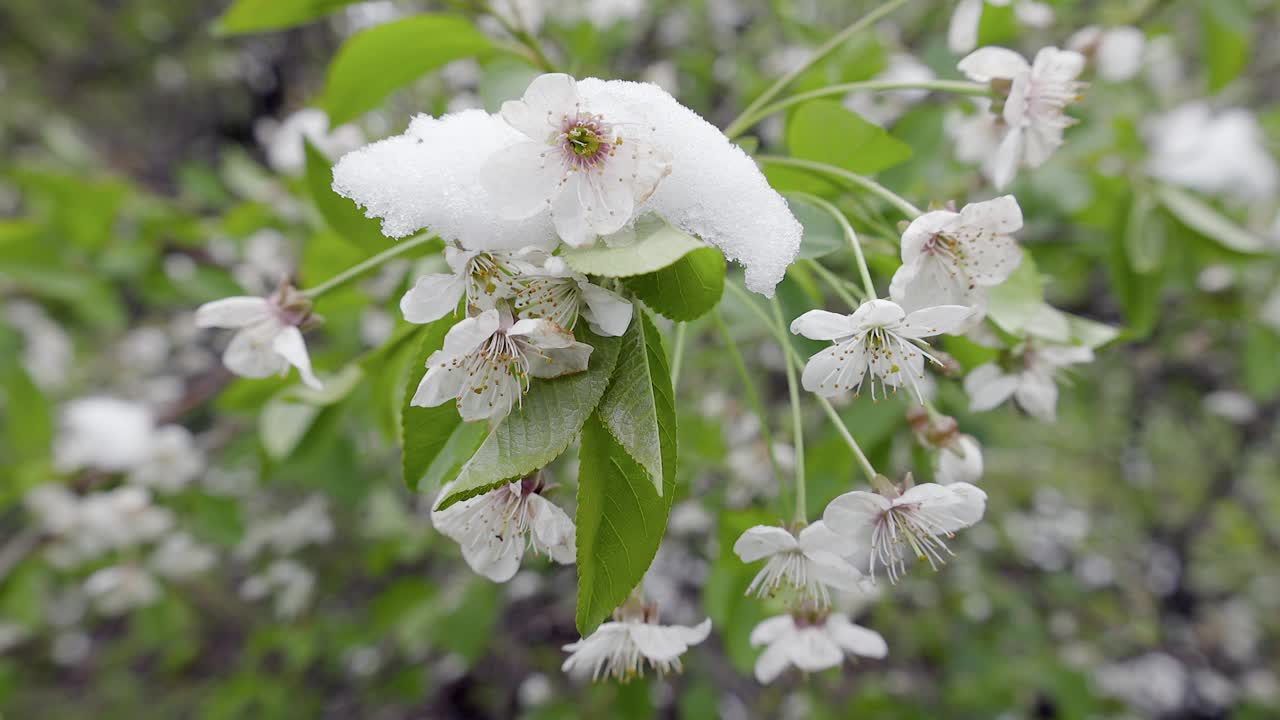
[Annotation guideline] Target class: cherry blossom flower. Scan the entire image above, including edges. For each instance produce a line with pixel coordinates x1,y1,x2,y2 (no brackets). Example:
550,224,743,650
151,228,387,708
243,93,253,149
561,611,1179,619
964,342,1094,421
750,610,887,684
195,283,322,390
733,522,863,607
959,46,1086,189
935,434,985,485
823,478,987,582
512,257,633,336
791,299,972,401
399,245,530,324
889,195,1023,317
946,98,1008,183
127,424,205,493
53,397,156,473
431,476,576,582
482,73,672,247
1144,103,1278,201
561,601,711,682
948,0,1054,55
411,308,593,423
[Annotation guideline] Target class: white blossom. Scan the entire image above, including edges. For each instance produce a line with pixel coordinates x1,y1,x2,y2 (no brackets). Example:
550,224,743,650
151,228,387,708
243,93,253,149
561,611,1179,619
84,565,161,616
54,397,155,474
5,300,73,391
562,604,711,681
946,98,1009,183
750,611,887,684
1068,26,1146,82
149,532,217,579
964,342,1094,421
431,477,575,582
1144,103,1278,201
959,46,1085,189
399,246,530,324
844,53,935,127
411,308,593,423
482,73,673,247
948,0,1054,55
237,495,334,560
824,480,987,582
791,299,971,401
240,559,316,619
127,425,204,493
512,256,633,336
254,108,365,176
195,285,322,390
935,434,985,485
889,195,1023,317
732,522,863,607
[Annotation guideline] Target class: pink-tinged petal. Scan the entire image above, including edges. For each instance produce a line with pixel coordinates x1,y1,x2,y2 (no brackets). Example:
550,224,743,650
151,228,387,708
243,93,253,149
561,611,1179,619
400,272,466,324
958,46,1029,82
824,491,891,539
271,326,322,390
480,141,564,219
733,525,799,562
222,323,286,379
440,310,501,358
552,173,594,248
849,299,906,332
790,310,855,341
900,210,959,262
1015,369,1059,421
579,282,633,337
899,305,974,338
826,614,889,659
964,363,1020,411
195,297,270,329
947,0,984,54
749,615,796,647
502,73,579,139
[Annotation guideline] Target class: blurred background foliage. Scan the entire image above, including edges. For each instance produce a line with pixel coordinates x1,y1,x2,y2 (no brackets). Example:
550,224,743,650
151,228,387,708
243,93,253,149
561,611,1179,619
2,0,1279,718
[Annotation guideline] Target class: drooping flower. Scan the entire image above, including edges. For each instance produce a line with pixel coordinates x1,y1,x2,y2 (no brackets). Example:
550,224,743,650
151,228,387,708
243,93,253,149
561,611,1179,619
733,522,863,607
958,46,1086,188
127,425,205,493
791,299,972,401
512,257,633,336
399,246,531,324
411,308,593,423
195,283,322,390
964,342,1094,421
889,195,1023,317
1144,103,1278,202
750,610,887,684
935,434,985,485
431,476,576,582
561,600,711,682
53,397,156,473
482,72,673,247
948,0,1054,55
823,477,987,582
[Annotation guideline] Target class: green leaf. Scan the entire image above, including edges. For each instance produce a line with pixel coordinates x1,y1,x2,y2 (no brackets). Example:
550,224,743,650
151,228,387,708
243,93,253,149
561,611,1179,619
436,329,622,509
215,0,365,34
787,193,845,260
561,216,706,277
400,315,465,492
1155,184,1266,254
1123,193,1166,275
788,100,913,175
596,310,675,495
304,141,389,255
320,15,494,125
986,253,1043,335
1201,0,1251,92
624,247,726,322
575,411,676,635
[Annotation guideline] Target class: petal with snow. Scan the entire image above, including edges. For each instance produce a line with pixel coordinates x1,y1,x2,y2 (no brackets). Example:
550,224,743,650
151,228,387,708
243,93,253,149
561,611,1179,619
480,140,564,219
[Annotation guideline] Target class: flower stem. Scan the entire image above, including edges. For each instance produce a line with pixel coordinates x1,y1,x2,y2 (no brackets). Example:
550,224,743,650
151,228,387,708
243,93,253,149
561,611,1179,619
794,192,877,300
478,0,557,72
805,260,863,309
758,155,922,218
713,309,784,487
726,280,879,483
723,0,912,140
771,298,807,524
727,79,989,139
670,322,689,388
301,234,437,300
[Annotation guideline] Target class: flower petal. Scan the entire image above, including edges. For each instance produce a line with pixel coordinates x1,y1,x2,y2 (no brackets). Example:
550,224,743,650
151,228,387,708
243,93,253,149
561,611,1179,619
528,493,577,564
271,326,322,390
1015,368,1059,421
222,323,286,379
733,525,799,562
801,342,867,397
440,309,501,358
958,46,1030,82
579,281,634,337
552,173,594,248
195,297,270,329
787,628,844,672
502,73,579,139
947,0,984,54
826,614,889,659
824,491,891,540
898,305,973,338
790,310,855,341
400,272,466,324
849,299,906,332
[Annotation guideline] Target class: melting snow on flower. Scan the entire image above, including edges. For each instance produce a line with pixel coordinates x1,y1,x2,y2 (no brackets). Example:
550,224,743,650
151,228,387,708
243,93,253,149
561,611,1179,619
958,46,1086,188
431,476,576,582
733,522,863,607
195,283,322,390
791,299,972,401
561,601,711,682
823,478,987,582
750,610,887,684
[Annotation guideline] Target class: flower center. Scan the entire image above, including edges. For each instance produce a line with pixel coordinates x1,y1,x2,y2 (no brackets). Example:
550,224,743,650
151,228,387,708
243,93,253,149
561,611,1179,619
558,114,619,170
566,125,604,157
